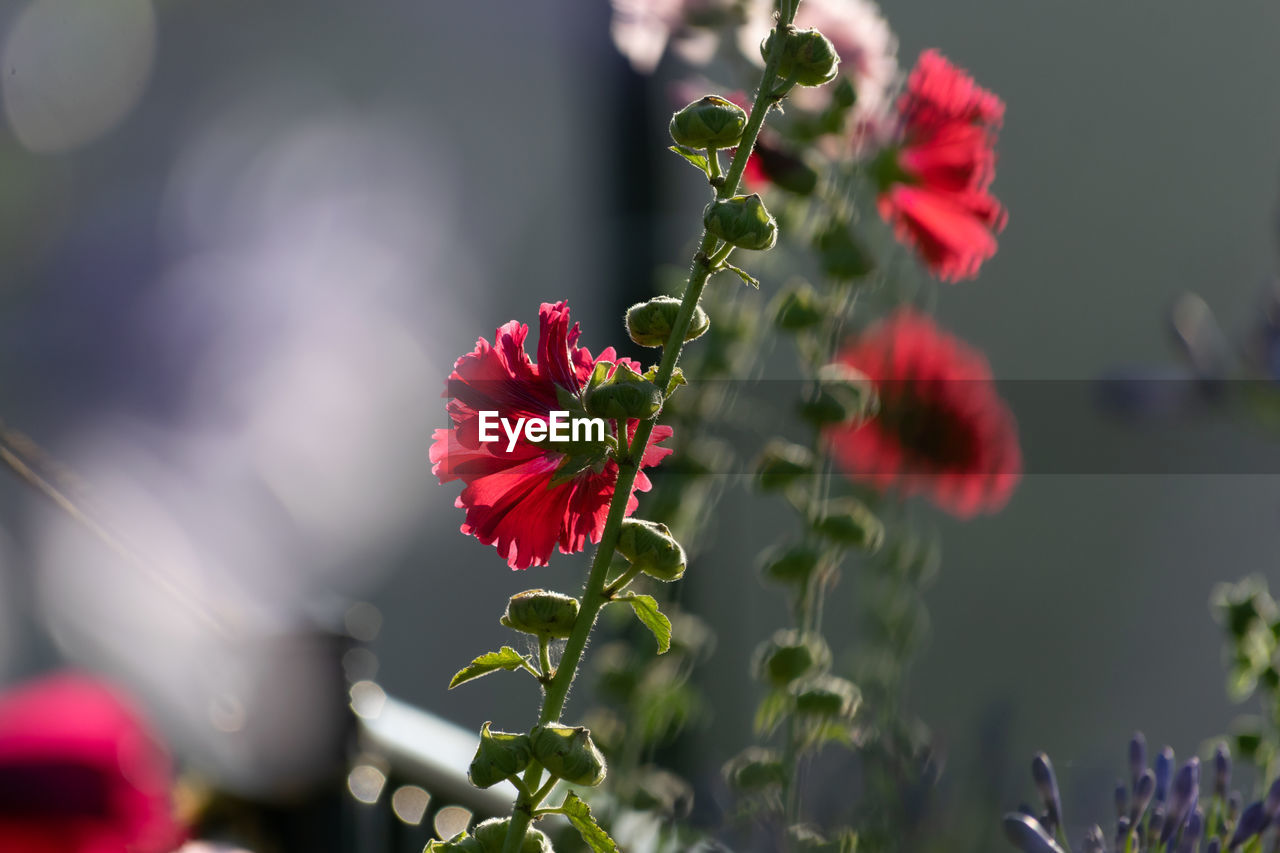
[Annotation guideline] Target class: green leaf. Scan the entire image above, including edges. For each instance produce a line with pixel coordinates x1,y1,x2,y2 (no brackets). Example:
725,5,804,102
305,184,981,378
449,646,531,689
620,594,672,654
721,262,760,289
753,689,792,737
561,791,620,853
668,145,710,176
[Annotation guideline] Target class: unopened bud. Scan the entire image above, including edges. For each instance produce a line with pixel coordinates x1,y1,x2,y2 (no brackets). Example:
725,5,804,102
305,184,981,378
723,747,786,791
530,724,607,787
799,364,877,427
616,518,687,582
468,722,533,789
626,295,710,348
501,589,579,639
755,440,815,491
772,283,826,331
704,194,778,251
472,818,552,853
791,674,860,718
764,27,840,88
584,363,663,420
816,221,874,280
1001,813,1065,853
751,134,818,195
759,543,823,586
813,498,884,552
754,629,830,688
670,95,749,149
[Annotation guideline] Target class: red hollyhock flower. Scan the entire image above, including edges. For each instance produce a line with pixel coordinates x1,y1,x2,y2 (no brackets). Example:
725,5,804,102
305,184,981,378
431,301,674,569
826,309,1020,517
875,50,1007,282
0,672,184,853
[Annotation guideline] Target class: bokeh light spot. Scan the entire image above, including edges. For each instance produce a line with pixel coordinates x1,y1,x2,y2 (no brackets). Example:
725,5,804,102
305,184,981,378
391,785,431,826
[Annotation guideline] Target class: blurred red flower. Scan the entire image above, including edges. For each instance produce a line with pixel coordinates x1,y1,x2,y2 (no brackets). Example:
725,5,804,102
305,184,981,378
826,309,1020,517
876,50,1007,282
0,673,184,853
431,301,674,569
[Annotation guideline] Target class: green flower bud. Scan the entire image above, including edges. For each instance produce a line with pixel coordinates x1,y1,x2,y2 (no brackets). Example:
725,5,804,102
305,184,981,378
813,498,884,552
798,364,878,427
471,818,553,853
703,194,778,251
530,723,607,787
723,747,787,791
626,295,710,348
584,363,663,420
467,722,533,789
669,95,749,150
816,221,874,280
500,589,580,639
758,542,823,586
751,134,819,195
754,440,815,491
764,27,841,87
616,518,687,582
791,675,861,718
772,283,826,331
753,630,831,688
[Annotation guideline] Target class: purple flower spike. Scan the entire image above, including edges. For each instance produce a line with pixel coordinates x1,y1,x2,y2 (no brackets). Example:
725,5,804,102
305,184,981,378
1155,747,1175,803
1226,800,1268,850
1032,752,1063,833
1129,731,1147,790
1114,779,1128,821
1214,742,1231,799
1131,769,1156,823
1160,758,1200,845
1003,812,1067,853
1266,776,1280,817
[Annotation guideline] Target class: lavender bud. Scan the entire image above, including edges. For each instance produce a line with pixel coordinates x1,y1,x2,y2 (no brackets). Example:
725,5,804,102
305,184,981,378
1206,841,1220,853
1130,732,1148,790
1032,753,1064,834
1266,776,1280,817
1082,825,1107,853
1226,801,1268,850
1115,779,1129,821
1132,769,1156,823
1176,807,1202,853
1214,743,1231,799
1161,758,1200,844
1155,747,1175,803
1002,812,1067,853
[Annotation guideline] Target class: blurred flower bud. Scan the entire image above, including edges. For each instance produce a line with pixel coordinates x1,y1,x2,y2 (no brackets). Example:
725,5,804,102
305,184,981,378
812,498,884,552
755,440,815,491
772,283,826,331
472,818,552,853
1266,775,1280,816
791,674,860,718
1031,753,1063,835
584,363,663,421
703,194,778,251
529,724,606,787
759,543,824,586
763,27,841,88
1129,731,1147,789
1227,800,1268,849
1132,769,1155,821
723,747,786,791
751,134,818,195
753,630,831,688
1002,812,1065,853
616,518,687,582
1154,747,1174,803
626,295,709,348
468,722,533,789
815,221,874,281
799,364,878,427
501,590,580,640
1214,741,1231,799
669,95,749,150
1081,826,1106,853
1113,779,1127,821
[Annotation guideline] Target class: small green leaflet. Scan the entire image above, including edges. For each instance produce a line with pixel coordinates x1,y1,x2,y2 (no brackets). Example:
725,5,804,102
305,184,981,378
619,593,672,654
753,689,791,737
449,646,530,689
561,791,620,853
721,262,760,289
668,145,711,177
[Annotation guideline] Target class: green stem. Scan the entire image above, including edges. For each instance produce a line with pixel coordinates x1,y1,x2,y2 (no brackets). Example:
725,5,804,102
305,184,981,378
500,9,800,853
538,635,553,682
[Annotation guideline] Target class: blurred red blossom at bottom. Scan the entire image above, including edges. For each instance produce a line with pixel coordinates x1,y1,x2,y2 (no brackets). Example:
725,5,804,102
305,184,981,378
0,673,184,853
826,309,1021,517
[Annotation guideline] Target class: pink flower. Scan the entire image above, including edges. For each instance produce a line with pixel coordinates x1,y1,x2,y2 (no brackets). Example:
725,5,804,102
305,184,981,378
431,302,674,570
0,673,184,853
826,309,1021,517
610,0,735,73
875,50,1008,281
